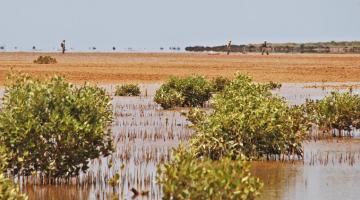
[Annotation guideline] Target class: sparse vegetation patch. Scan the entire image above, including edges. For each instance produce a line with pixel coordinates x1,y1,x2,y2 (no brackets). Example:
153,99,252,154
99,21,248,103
115,84,141,96
33,55,57,64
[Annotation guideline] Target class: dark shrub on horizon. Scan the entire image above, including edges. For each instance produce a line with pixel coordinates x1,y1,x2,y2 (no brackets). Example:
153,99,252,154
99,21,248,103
33,55,57,64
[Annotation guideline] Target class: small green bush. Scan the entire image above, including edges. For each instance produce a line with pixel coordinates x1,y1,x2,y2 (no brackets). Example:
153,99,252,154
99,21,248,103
0,147,27,200
154,88,184,109
157,146,262,200
33,56,57,64
154,76,213,109
185,108,206,125
267,81,282,89
211,76,231,92
303,91,360,134
0,174,27,200
0,73,113,179
190,74,306,160
115,84,141,96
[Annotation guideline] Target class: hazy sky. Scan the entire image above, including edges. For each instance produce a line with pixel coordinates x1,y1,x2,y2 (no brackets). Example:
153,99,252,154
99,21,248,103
1,0,360,51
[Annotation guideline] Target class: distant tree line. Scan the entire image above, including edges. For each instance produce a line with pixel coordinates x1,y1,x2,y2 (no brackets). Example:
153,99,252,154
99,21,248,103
185,41,360,54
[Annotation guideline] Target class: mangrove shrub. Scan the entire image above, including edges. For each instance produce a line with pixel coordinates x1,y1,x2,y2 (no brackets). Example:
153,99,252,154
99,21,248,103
190,74,306,160
211,76,231,92
0,74,113,178
157,146,262,200
154,76,213,109
114,84,141,96
0,147,27,200
303,91,360,135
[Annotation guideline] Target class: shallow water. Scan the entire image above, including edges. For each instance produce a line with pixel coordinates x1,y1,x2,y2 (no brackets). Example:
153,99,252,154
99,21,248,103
273,82,360,105
254,139,360,200
13,83,360,200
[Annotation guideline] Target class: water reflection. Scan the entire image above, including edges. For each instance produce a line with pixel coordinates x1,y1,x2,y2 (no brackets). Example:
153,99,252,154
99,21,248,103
273,82,360,105
254,139,360,200
25,185,91,200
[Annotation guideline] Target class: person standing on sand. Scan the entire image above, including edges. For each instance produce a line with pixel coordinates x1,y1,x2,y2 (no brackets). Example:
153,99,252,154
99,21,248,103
61,40,66,54
261,41,269,55
227,40,232,55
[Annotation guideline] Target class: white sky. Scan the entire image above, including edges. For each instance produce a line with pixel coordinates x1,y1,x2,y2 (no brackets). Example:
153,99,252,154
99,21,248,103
1,0,360,51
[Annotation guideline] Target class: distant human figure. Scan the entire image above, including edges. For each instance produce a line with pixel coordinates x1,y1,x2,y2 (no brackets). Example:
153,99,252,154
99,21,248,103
61,40,66,54
261,41,270,55
242,46,246,54
227,40,232,55
113,46,116,51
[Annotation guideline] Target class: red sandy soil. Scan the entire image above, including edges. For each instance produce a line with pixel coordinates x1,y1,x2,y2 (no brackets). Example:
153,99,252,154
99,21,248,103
1,52,360,84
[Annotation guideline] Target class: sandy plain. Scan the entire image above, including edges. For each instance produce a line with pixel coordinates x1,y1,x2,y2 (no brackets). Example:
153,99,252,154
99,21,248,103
0,52,360,84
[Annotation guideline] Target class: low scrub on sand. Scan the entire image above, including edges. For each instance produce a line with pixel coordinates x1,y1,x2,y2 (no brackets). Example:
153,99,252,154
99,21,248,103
115,84,141,96
188,74,306,160
157,146,262,200
0,73,113,180
33,55,57,64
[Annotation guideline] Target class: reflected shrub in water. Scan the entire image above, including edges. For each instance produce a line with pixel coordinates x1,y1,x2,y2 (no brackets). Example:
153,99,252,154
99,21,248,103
190,74,306,160
114,84,141,96
303,91,360,135
33,56,57,64
154,76,213,109
0,147,27,200
157,146,262,200
0,74,113,178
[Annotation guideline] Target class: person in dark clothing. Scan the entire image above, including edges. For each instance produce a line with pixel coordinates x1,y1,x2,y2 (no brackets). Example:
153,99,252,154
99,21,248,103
227,40,232,55
261,41,269,55
61,40,66,54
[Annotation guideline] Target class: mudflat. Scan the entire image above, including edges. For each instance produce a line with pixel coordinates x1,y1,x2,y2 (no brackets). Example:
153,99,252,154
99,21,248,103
0,52,360,84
